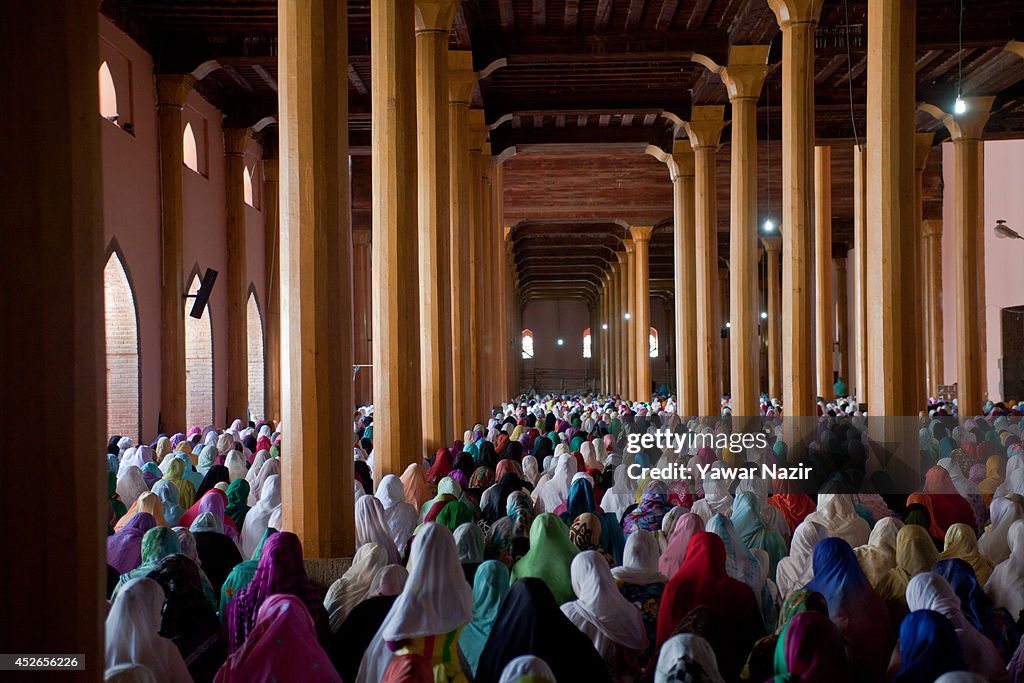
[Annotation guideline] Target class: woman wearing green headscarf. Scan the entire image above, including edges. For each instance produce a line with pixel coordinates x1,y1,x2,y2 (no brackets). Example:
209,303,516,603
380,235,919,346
770,610,849,682
111,526,182,600
219,527,277,619
459,560,510,676
436,500,474,532
224,479,251,529
510,513,578,604
740,589,830,682
196,444,217,476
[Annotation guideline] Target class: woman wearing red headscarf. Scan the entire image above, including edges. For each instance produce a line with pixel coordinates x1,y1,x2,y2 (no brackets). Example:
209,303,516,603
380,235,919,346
923,466,977,534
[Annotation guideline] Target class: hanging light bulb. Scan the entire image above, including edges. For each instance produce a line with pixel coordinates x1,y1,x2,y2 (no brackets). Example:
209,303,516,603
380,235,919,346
556,338,564,346
760,311,768,320
624,312,631,320
954,95,967,115
763,219,775,232
601,323,609,330
725,322,731,329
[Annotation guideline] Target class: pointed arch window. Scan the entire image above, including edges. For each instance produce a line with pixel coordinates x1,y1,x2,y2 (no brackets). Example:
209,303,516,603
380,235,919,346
649,327,659,358
98,62,118,120
104,248,140,441
183,122,199,172
247,291,265,421
243,165,255,207
583,328,592,358
521,329,535,360
184,272,214,427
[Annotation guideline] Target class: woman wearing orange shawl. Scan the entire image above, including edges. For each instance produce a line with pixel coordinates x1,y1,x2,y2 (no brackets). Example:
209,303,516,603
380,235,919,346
905,493,945,541
767,478,817,533
115,491,170,531
922,466,977,533
978,455,1007,505
400,463,432,510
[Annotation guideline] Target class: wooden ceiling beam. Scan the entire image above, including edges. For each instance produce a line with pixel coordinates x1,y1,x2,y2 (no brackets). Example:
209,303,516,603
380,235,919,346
595,0,613,33
625,0,646,32
564,0,579,32
489,123,674,155
533,0,546,30
655,0,679,31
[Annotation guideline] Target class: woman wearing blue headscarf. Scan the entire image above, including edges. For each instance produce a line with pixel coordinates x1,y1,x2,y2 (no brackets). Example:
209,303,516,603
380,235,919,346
892,610,967,683
805,537,894,681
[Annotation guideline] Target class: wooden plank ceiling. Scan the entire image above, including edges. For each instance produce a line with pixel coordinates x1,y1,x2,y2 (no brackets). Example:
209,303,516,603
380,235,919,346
102,0,1024,301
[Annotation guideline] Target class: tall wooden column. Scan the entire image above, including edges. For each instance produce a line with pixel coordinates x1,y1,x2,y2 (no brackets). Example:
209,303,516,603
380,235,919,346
263,158,281,420
922,219,944,396
615,255,628,396
920,97,993,416
685,106,726,415
448,52,475,435
632,226,653,401
372,0,423,471
914,133,934,402
719,266,730,404
762,236,782,400
865,0,917,417
2,0,104,667
623,238,637,401
852,144,868,402
669,142,698,415
156,74,195,433
279,0,354,555
467,112,487,421
224,127,252,423
353,229,373,406
604,273,615,394
415,0,456,451
834,250,850,388
663,297,676,392
814,145,834,398
767,0,823,417
694,46,770,417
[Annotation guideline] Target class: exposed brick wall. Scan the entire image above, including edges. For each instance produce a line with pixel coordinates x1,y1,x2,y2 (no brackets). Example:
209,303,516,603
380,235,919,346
185,276,214,429
104,252,139,441
247,294,265,421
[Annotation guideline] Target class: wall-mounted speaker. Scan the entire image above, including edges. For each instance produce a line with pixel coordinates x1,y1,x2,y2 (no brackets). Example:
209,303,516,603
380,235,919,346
187,268,218,319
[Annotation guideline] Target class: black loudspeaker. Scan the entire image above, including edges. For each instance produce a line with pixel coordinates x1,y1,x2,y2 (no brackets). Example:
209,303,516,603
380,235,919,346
188,268,218,319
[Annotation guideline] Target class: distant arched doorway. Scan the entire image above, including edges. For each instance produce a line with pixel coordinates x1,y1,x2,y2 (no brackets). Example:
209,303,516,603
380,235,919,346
103,247,140,441
185,271,214,428
247,291,265,421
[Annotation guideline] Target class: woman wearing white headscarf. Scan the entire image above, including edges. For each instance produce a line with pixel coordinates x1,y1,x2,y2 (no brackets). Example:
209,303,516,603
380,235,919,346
245,450,270,488
580,441,603,472
374,474,418,552
365,564,409,600
354,495,401,564
521,456,541,487
247,457,281,506
601,464,638,521
224,451,247,482
979,496,1024,563
985,518,1024,621
775,520,830,598
690,464,734,524
532,453,576,514
105,578,192,683
356,523,474,683
905,572,1007,680
654,634,725,683
854,516,904,587
116,466,150,511
561,550,648,677
497,655,556,683
802,493,871,547
240,474,281,559
324,543,388,632
611,529,666,586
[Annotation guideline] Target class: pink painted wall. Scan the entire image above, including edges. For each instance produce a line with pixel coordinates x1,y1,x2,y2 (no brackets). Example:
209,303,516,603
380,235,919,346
99,17,162,437
941,139,1024,402
99,16,269,439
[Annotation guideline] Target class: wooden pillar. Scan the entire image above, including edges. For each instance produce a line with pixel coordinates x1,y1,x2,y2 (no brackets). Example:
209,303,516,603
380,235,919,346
762,236,782,400
814,145,834,398
415,0,456,451
914,133,934,402
615,255,628,396
279,0,354,556
852,144,868,402
920,97,993,416
263,158,282,420
353,230,373,406
623,237,637,401
719,266,730,404
767,0,823,417
663,296,675,393
922,219,944,396
2,0,104,667
693,46,770,417
603,274,614,394
865,0,917,417
371,0,422,472
224,128,252,423
670,142,698,415
156,74,195,433
448,52,475,435
632,226,653,401
834,250,850,390
685,106,726,415
467,111,487,421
